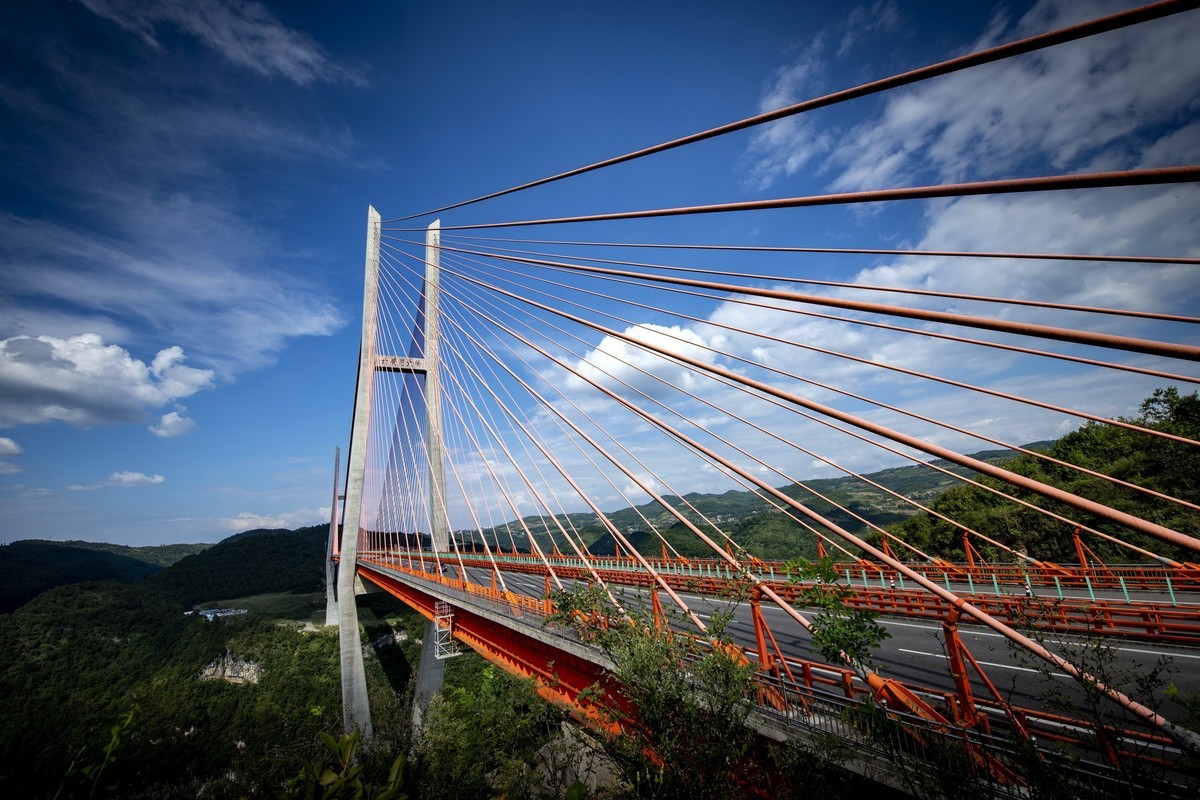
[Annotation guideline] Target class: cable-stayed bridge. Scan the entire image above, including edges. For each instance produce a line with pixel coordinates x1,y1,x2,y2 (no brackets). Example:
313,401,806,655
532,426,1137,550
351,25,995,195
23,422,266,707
329,2,1200,795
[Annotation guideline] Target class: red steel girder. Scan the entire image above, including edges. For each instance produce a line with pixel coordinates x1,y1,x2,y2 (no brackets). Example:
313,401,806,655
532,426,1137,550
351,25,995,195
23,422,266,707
357,563,631,735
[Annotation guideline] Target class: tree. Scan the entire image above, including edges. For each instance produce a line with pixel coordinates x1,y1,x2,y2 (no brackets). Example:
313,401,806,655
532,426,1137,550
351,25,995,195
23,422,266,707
785,556,890,672
282,731,405,800
548,585,759,799
887,388,1200,563
409,662,562,800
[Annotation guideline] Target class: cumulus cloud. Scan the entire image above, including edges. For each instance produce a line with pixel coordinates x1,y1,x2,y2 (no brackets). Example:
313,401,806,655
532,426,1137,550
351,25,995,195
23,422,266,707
0,436,23,474
69,471,166,491
222,507,330,532
569,323,720,400
150,410,197,438
0,333,214,428
76,0,364,85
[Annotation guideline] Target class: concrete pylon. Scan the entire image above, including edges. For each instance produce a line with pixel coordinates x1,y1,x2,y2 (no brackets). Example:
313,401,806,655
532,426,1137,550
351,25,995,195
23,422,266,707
340,214,449,736
325,446,340,627
424,219,449,553
413,219,448,729
336,206,381,740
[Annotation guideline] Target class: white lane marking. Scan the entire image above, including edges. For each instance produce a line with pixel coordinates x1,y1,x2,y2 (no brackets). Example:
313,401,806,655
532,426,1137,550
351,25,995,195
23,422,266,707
865,615,1200,661
1057,642,1200,660
898,648,1069,678
898,648,946,660
1124,646,1200,660
877,618,1007,638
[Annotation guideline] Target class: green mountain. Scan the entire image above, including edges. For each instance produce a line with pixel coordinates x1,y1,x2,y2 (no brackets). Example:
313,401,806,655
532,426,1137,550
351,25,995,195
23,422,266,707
471,444,1049,561
891,388,1199,563
36,539,212,567
0,539,213,614
0,525,346,799
143,526,328,608
0,541,161,614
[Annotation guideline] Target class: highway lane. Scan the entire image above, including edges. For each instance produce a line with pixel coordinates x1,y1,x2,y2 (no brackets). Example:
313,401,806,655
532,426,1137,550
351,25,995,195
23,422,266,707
447,563,1200,723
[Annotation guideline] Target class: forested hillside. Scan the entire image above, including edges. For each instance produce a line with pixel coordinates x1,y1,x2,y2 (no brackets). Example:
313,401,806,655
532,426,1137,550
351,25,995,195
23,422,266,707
0,526,346,799
0,541,164,613
0,524,570,799
142,526,327,607
42,539,212,567
472,391,1196,568
888,388,1199,562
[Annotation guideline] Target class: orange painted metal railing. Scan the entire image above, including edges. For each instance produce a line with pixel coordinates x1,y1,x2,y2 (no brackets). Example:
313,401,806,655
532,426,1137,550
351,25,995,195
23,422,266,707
374,551,1200,643
357,553,1186,790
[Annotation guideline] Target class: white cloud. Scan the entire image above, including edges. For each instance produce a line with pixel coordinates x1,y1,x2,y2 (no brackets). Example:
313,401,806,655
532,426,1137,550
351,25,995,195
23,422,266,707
0,333,214,428
150,410,197,438
568,323,720,400
838,1,904,58
107,471,165,487
0,5,350,383
830,1,1200,191
863,187,1200,322
76,0,363,85
727,0,1200,410
745,1,1200,193
0,436,23,474
0,303,131,344
0,212,344,379
69,471,166,491
222,506,330,532
741,46,832,192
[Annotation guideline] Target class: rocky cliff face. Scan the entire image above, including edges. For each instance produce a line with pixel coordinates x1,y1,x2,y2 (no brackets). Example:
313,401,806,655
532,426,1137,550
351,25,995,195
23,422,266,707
199,649,260,684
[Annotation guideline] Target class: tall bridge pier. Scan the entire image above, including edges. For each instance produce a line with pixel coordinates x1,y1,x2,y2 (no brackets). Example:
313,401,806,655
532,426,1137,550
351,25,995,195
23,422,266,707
336,208,449,737
409,218,450,729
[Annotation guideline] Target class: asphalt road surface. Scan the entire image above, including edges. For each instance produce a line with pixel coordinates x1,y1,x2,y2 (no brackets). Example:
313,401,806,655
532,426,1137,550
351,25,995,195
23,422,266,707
445,563,1200,724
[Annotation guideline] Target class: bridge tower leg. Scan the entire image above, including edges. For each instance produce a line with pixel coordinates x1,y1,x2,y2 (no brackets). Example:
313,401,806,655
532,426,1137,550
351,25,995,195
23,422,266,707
413,219,449,730
325,446,341,627
336,206,383,740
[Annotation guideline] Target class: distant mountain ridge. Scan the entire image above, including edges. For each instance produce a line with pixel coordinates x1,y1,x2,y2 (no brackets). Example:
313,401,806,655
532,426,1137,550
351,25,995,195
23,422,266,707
0,528,325,614
32,539,212,566
471,443,1053,561
0,539,217,614
0,441,1052,615
0,524,342,797
143,526,326,607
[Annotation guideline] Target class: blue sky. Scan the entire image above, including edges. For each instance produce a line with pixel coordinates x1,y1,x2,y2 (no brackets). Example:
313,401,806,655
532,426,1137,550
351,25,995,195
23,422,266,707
1,0,1197,546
